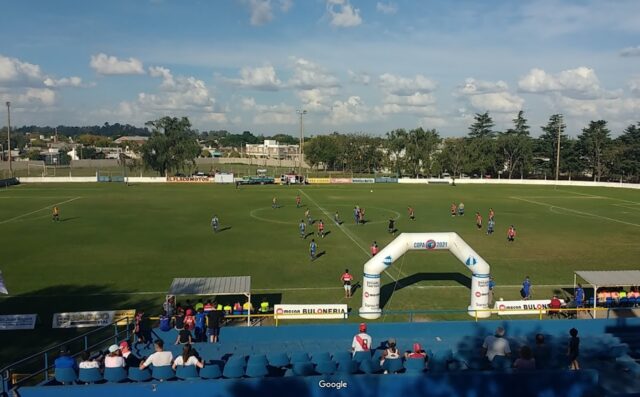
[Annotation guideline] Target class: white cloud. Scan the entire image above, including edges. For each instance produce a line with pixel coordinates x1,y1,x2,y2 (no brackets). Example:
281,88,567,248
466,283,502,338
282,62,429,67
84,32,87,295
378,73,437,95
149,66,175,88
18,88,56,106
241,96,296,124
279,0,293,12
468,92,524,113
90,53,145,75
327,0,362,28
288,57,340,89
518,67,615,100
630,77,640,96
0,54,43,85
419,116,447,128
348,70,370,85
296,87,338,112
620,46,640,57
326,96,370,124
376,1,397,15
228,65,282,90
245,0,273,26
456,78,508,95
554,95,640,119
43,76,85,88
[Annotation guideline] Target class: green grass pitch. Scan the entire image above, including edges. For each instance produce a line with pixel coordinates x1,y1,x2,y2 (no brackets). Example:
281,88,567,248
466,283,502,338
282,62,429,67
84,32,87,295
0,182,639,364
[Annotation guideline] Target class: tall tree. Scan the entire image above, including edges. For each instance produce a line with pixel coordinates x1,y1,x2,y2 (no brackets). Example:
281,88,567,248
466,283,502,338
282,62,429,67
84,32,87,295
535,114,570,177
405,127,441,177
498,111,533,178
577,120,611,182
439,138,469,181
141,117,200,176
385,129,408,177
468,111,496,139
467,111,497,177
614,123,640,182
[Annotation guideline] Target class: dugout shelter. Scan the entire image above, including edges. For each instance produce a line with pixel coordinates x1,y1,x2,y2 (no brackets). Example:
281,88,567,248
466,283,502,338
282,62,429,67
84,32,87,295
574,270,640,318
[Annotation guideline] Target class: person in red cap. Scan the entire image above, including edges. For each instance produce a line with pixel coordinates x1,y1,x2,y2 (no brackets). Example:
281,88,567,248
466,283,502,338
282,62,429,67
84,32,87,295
119,340,141,368
405,342,427,359
351,323,372,355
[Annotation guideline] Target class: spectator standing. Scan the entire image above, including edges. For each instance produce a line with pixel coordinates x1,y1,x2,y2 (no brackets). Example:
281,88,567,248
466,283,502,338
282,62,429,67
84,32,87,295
140,340,173,369
351,323,372,355
513,346,536,370
104,345,125,368
203,300,214,312
482,327,511,363
194,308,207,342
120,341,141,368
159,311,171,332
183,309,195,331
568,328,580,370
575,284,585,308
488,277,496,305
194,299,204,312
533,334,551,369
207,304,225,343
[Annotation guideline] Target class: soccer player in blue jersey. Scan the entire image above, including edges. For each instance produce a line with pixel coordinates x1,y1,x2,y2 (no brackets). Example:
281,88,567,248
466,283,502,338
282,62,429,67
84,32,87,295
310,239,317,261
299,220,306,239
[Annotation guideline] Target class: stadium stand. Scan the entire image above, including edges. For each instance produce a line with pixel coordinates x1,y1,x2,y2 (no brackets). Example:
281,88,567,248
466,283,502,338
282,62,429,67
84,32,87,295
13,318,640,397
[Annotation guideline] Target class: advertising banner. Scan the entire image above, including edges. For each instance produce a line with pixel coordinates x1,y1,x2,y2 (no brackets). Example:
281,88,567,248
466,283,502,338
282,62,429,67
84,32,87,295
166,176,213,183
0,314,37,330
307,178,331,184
330,178,352,184
274,304,348,319
214,173,234,183
374,177,398,183
53,309,135,328
352,178,375,183
493,299,565,315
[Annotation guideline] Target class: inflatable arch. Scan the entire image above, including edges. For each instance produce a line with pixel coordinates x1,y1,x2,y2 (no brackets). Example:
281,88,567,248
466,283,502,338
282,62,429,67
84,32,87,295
359,232,491,319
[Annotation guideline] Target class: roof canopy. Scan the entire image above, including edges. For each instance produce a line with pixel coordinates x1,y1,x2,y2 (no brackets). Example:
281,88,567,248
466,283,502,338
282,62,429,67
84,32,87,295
168,276,251,296
575,271,640,288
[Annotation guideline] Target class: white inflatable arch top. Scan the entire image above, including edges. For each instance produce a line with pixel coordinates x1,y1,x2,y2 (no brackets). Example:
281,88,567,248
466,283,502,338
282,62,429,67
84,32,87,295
359,232,491,319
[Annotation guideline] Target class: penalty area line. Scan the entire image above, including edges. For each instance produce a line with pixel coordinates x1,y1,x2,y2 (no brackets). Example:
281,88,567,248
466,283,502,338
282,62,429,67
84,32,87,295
0,197,83,225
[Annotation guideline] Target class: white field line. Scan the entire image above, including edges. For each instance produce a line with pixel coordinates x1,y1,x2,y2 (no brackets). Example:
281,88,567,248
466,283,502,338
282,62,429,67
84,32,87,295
556,189,640,205
299,189,401,282
0,284,575,298
0,196,79,199
0,197,82,225
613,203,640,212
511,196,640,228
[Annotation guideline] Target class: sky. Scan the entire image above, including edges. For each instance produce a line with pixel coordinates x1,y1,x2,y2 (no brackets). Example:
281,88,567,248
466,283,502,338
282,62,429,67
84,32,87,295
1,0,639,137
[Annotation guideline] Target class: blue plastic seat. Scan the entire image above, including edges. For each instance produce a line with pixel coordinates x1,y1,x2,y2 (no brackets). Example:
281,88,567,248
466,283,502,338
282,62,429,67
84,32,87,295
382,358,404,374
332,351,352,362
175,365,199,380
128,367,151,382
223,363,245,379
620,297,630,307
359,358,382,374
404,357,426,373
152,365,175,381
353,351,371,363
290,351,310,363
267,352,289,367
336,359,358,374
314,360,337,375
54,368,77,384
311,352,331,364
245,364,269,378
199,364,222,379
292,362,314,376
247,354,268,366
104,367,127,383
78,368,103,383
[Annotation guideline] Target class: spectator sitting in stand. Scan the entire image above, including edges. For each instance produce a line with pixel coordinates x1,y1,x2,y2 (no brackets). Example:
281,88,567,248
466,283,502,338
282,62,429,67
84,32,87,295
175,325,193,345
482,327,511,363
533,334,551,369
78,351,99,369
405,343,427,359
379,338,401,366
140,340,173,370
351,323,372,355
242,301,254,314
172,344,204,370
513,345,536,370
104,344,125,368
120,341,141,369
233,301,242,314
548,295,563,318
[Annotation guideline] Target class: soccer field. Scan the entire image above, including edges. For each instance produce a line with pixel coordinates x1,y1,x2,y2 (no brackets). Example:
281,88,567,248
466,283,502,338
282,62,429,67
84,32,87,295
1,182,639,363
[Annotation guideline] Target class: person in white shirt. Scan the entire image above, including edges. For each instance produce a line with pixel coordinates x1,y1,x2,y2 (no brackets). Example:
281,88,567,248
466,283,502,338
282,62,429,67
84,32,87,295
78,351,100,369
482,326,511,362
104,345,125,368
172,344,204,370
351,323,372,355
140,340,173,369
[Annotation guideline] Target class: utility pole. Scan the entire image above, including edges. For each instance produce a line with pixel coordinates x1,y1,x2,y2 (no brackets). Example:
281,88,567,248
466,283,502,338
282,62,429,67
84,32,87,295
6,102,12,176
555,114,562,184
296,109,307,175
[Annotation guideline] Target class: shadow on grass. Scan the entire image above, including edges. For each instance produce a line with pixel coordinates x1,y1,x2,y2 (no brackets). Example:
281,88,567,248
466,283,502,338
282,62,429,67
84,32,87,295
380,272,472,309
0,284,159,369
217,226,232,233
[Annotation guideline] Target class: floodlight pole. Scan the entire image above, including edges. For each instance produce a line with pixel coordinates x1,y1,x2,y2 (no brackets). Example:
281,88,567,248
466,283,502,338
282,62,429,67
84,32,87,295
555,114,562,185
6,101,12,176
296,109,307,175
